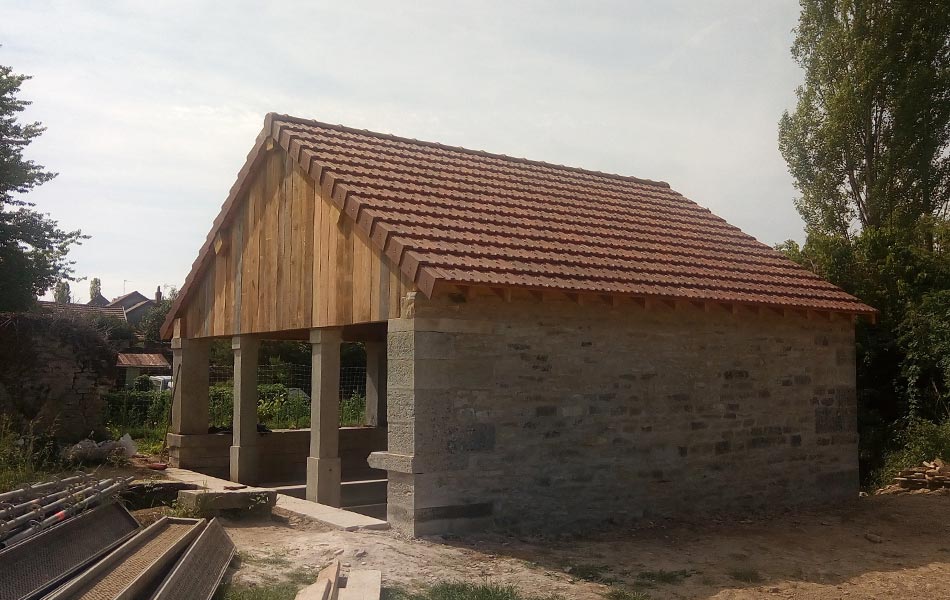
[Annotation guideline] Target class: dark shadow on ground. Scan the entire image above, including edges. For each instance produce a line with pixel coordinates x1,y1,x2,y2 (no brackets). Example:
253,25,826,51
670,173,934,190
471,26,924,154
430,492,950,599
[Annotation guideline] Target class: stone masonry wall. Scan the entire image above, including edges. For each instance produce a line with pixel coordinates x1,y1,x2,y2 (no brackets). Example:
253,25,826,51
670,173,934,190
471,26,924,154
370,293,858,536
0,313,115,441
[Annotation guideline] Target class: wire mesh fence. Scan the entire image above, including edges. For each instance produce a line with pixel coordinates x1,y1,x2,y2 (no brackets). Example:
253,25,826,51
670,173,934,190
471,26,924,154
103,363,367,441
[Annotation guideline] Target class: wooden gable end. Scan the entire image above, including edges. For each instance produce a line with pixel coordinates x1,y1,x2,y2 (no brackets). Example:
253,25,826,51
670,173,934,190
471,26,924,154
179,144,413,339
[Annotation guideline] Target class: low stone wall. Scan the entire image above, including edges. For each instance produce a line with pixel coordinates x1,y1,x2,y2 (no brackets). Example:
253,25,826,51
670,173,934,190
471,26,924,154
0,312,115,441
370,293,859,536
167,426,387,482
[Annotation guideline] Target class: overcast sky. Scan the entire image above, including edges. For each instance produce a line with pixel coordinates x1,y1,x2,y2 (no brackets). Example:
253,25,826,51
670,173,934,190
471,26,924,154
2,0,804,303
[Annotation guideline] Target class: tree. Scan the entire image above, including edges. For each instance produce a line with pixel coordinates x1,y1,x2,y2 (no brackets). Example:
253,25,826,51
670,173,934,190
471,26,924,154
778,0,950,481
52,280,71,304
0,61,85,311
138,286,177,343
89,277,101,300
779,0,950,246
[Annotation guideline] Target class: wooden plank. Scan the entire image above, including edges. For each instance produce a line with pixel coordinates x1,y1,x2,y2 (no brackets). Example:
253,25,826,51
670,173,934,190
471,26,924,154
242,162,263,333
213,232,227,335
286,160,299,329
232,198,245,334
336,215,354,325
260,150,281,332
295,165,315,329
277,152,292,330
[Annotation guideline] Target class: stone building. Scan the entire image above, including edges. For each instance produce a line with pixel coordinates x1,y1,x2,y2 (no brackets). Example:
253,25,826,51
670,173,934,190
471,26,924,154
162,113,875,536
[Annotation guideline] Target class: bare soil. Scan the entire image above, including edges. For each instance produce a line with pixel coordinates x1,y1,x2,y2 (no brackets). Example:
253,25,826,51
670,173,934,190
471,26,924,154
222,490,950,599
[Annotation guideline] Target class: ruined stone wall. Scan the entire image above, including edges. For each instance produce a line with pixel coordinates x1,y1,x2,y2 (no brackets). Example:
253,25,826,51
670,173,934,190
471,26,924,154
0,313,116,441
371,294,858,535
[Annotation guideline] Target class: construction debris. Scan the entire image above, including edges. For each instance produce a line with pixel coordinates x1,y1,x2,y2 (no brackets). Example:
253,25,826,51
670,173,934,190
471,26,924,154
295,560,382,600
893,458,950,490
0,476,237,600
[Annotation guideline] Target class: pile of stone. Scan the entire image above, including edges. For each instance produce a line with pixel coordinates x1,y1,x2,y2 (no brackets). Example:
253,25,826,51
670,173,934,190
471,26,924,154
894,458,950,489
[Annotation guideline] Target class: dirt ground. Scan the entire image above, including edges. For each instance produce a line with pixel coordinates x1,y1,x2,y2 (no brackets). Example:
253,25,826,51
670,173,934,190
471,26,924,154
222,489,950,599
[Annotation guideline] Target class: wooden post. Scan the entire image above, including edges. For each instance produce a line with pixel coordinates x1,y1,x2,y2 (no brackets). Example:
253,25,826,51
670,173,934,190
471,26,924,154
308,327,343,506
230,335,261,485
170,336,210,435
364,341,387,427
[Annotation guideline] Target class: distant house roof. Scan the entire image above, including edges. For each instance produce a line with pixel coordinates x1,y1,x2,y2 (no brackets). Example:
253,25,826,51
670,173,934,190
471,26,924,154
38,300,127,321
108,291,149,310
116,353,170,368
87,292,110,307
164,113,875,337
125,299,154,314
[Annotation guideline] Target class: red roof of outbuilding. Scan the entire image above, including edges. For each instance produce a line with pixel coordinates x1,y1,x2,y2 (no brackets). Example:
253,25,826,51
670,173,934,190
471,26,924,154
163,114,875,337
116,353,170,368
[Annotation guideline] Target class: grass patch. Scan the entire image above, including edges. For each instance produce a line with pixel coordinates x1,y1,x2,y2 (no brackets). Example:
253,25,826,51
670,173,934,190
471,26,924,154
728,568,763,584
635,569,696,585
384,582,563,600
213,582,300,600
237,551,293,568
602,588,651,600
568,564,617,584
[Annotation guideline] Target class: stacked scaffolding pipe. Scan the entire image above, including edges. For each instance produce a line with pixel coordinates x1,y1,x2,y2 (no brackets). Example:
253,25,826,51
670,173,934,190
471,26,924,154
0,476,133,549
0,474,92,504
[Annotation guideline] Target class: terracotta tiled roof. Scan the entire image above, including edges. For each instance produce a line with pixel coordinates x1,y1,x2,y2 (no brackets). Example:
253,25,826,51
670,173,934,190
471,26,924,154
162,114,874,338
273,115,873,314
116,353,170,368
38,301,127,321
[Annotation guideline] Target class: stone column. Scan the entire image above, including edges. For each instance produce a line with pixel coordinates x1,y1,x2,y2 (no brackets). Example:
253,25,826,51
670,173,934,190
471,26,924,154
307,327,343,505
230,335,260,485
170,336,210,435
367,314,496,536
364,341,387,427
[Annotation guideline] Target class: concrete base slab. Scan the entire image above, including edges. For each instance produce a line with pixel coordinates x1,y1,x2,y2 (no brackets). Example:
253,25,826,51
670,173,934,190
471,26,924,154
275,494,390,532
339,570,382,600
177,488,276,512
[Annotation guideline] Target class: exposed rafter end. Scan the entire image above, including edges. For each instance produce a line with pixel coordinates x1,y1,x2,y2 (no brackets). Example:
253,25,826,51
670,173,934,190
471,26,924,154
265,137,275,151
491,287,513,302
528,290,544,302
213,233,228,255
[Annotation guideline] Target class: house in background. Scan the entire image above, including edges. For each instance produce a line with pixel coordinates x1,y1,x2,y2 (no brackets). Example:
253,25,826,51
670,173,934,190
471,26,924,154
116,352,171,388
87,291,110,307
161,114,875,536
38,300,127,323
107,287,164,325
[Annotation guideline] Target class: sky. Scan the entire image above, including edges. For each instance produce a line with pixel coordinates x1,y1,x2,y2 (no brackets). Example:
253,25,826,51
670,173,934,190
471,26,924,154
2,0,805,303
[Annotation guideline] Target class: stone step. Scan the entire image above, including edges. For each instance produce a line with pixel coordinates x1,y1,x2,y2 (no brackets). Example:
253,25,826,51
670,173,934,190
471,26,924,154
344,503,387,520
339,570,381,600
341,479,387,507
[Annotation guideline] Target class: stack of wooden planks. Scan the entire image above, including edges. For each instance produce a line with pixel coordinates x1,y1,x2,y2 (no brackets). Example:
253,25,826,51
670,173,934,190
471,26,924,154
295,560,382,600
894,458,950,489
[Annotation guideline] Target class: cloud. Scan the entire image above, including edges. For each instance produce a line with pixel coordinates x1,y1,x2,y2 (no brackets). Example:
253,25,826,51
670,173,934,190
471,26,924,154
2,0,804,301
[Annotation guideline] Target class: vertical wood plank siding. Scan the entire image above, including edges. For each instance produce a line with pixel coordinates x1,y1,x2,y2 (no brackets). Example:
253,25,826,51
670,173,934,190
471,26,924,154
182,143,413,338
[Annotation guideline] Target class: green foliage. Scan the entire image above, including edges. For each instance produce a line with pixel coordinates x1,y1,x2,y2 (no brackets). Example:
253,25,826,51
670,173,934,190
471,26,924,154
0,415,61,492
89,277,101,300
899,291,950,418
778,0,950,484
873,418,950,488
0,62,85,311
53,280,71,303
340,392,366,427
385,583,563,600
602,590,650,600
138,287,177,342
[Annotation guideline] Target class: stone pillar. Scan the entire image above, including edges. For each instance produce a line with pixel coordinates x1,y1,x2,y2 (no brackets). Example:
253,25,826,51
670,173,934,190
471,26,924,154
364,341,387,427
367,315,496,536
170,336,210,435
230,335,260,485
307,327,342,506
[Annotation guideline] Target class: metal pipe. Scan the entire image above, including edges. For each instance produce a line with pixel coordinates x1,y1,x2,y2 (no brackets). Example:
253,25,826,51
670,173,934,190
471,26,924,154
0,478,118,539
0,478,132,547
0,474,91,504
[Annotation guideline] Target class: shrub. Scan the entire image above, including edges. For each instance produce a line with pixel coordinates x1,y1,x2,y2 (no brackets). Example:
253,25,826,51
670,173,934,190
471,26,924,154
873,417,950,488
